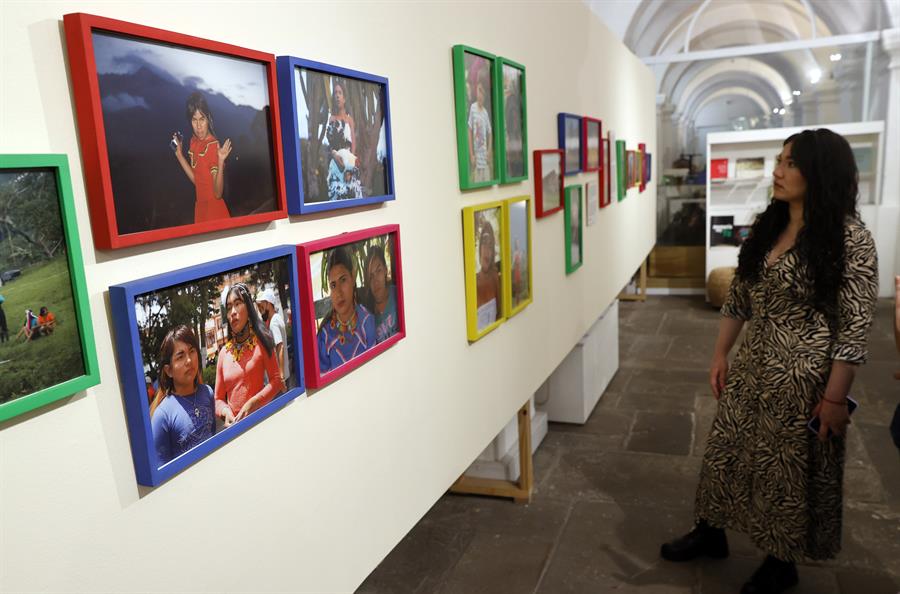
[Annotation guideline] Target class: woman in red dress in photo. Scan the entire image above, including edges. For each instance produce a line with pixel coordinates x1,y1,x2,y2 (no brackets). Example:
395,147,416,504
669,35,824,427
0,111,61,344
172,91,232,223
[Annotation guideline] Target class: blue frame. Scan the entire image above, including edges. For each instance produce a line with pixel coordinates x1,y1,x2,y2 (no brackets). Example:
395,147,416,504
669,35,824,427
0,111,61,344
110,245,306,486
276,56,396,215
557,113,582,175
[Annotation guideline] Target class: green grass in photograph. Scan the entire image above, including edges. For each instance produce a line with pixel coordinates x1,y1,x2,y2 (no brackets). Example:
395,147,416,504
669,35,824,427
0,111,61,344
0,256,85,403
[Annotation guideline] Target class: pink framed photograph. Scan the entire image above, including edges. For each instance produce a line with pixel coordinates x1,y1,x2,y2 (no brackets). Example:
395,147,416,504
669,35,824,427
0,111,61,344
64,13,287,249
297,225,405,389
533,149,564,218
601,138,611,208
581,117,602,173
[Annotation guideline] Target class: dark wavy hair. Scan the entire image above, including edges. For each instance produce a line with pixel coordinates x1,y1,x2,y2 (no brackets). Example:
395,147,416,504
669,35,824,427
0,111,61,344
223,283,274,356
186,91,216,138
151,325,203,416
325,246,357,320
735,128,859,317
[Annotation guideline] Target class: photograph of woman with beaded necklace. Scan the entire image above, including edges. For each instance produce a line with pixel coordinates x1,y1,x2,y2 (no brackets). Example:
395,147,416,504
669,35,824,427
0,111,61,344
214,283,285,428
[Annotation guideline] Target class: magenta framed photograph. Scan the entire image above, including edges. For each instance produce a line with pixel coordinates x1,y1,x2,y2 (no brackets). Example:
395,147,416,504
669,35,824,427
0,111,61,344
297,225,405,389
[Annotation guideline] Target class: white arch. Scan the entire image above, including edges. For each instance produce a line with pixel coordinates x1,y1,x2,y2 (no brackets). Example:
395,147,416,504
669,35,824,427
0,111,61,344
671,58,792,110
683,0,818,53
689,87,771,121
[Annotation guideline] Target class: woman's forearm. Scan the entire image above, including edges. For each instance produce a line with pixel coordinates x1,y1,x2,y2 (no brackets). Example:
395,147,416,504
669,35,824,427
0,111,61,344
175,150,195,184
824,359,856,402
714,316,744,357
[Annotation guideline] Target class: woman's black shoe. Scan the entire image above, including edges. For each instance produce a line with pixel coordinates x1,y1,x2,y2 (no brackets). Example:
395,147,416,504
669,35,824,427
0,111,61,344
660,520,729,562
740,556,799,594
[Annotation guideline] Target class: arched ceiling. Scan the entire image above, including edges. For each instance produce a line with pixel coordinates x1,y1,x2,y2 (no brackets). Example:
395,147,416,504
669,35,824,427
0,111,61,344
589,0,895,128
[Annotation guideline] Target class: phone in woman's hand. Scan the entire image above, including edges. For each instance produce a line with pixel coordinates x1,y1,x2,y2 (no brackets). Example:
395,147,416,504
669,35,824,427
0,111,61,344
808,396,858,436
170,131,182,152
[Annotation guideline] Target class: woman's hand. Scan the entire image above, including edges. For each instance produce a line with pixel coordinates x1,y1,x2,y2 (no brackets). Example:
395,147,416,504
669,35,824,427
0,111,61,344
172,132,182,152
812,399,851,441
334,151,344,169
218,138,233,163
221,407,236,428
709,353,729,400
233,399,255,423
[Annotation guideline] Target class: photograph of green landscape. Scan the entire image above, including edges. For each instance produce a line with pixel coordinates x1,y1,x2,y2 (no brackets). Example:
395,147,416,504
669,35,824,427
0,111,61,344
0,162,87,411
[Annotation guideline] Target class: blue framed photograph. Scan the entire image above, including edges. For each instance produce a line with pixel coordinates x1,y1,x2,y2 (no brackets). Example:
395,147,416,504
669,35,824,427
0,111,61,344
276,56,395,215
557,113,582,175
110,245,305,486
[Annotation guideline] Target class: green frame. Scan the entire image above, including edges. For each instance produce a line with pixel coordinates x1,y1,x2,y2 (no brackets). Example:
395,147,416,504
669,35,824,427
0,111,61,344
0,154,100,422
495,57,528,184
616,140,627,201
564,185,583,274
452,45,501,190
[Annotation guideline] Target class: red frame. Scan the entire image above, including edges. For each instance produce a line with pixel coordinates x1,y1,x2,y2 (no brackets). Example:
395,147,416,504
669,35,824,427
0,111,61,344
581,117,603,173
297,225,405,389
710,158,729,180
638,142,647,192
533,149,564,218
63,13,287,249
600,137,611,208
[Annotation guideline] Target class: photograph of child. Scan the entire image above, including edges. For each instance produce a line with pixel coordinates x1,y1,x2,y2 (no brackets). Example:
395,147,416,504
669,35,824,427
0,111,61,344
507,200,530,309
566,187,583,270
309,234,398,373
502,63,525,179
541,152,562,212
584,119,601,171
0,169,85,405
295,67,390,204
465,52,494,183
134,257,295,467
91,31,279,235
564,116,581,173
474,207,502,331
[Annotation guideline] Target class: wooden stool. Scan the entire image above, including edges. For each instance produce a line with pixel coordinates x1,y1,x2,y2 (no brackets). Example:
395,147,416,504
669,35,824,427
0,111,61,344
707,267,736,308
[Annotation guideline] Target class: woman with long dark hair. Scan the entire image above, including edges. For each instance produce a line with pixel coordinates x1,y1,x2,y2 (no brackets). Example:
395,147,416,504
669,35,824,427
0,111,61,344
150,325,214,465
214,283,284,427
316,246,375,372
172,91,233,223
660,129,879,594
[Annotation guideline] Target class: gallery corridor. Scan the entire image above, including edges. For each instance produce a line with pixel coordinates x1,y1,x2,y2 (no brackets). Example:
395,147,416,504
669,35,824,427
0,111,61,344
360,296,900,594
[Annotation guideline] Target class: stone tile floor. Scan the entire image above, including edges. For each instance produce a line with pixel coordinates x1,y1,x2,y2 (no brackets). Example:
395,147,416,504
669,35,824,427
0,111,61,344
359,296,900,594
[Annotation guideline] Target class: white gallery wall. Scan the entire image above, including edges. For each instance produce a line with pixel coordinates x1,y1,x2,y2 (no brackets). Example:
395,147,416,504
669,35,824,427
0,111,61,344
0,2,656,592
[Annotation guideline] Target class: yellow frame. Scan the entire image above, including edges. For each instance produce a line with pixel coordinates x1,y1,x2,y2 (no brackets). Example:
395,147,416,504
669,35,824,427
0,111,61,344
503,195,533,318
463,200,508,342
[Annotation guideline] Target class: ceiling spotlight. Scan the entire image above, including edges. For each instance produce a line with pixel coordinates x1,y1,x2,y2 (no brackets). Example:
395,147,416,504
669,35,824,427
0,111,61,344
808,67,822,84
773,107,779,114
792,90,801,96
830,53,842,62
778,108,786,115
784,99,793,106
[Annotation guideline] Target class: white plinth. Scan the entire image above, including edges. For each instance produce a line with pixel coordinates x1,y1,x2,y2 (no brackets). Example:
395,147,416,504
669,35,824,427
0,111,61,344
464,399,549,481
539,300,619,424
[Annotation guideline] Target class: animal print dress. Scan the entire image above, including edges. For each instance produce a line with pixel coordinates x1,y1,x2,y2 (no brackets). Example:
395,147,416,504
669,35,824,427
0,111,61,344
695,221,879,561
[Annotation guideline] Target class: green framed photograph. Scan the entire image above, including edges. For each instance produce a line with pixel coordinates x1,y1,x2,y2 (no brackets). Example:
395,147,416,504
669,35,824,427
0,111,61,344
0,155,99,422
452,45,500,190
496,57,527,184
564,185,583,274
616,140,627,201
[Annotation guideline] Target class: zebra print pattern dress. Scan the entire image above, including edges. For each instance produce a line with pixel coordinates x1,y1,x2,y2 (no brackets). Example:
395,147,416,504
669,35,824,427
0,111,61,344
695,220,879,561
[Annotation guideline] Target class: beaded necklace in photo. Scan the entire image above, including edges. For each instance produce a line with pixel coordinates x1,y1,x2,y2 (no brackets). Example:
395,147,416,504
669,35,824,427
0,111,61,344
330,309,358,345
225,332,257,362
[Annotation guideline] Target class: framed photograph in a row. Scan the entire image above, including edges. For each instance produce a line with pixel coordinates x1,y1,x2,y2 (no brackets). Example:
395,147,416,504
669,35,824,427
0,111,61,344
452,45,528,190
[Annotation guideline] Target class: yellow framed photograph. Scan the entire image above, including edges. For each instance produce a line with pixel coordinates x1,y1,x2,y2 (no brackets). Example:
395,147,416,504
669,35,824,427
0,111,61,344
503,195,532,319
462,200,507,341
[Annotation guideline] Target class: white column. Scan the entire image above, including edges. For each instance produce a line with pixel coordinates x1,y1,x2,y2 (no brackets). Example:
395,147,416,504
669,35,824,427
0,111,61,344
879,28,900,292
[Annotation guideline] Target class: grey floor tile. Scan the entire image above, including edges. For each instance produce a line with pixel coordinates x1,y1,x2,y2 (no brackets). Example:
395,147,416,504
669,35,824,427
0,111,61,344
625,411,693,456
436,532,555,594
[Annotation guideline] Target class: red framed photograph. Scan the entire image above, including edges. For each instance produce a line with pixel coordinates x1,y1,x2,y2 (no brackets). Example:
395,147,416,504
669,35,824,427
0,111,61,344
638,142,647,192
297,225,405,389
533,149,564,218
710,158,729,180
64,13,287,249
581,116,602,173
